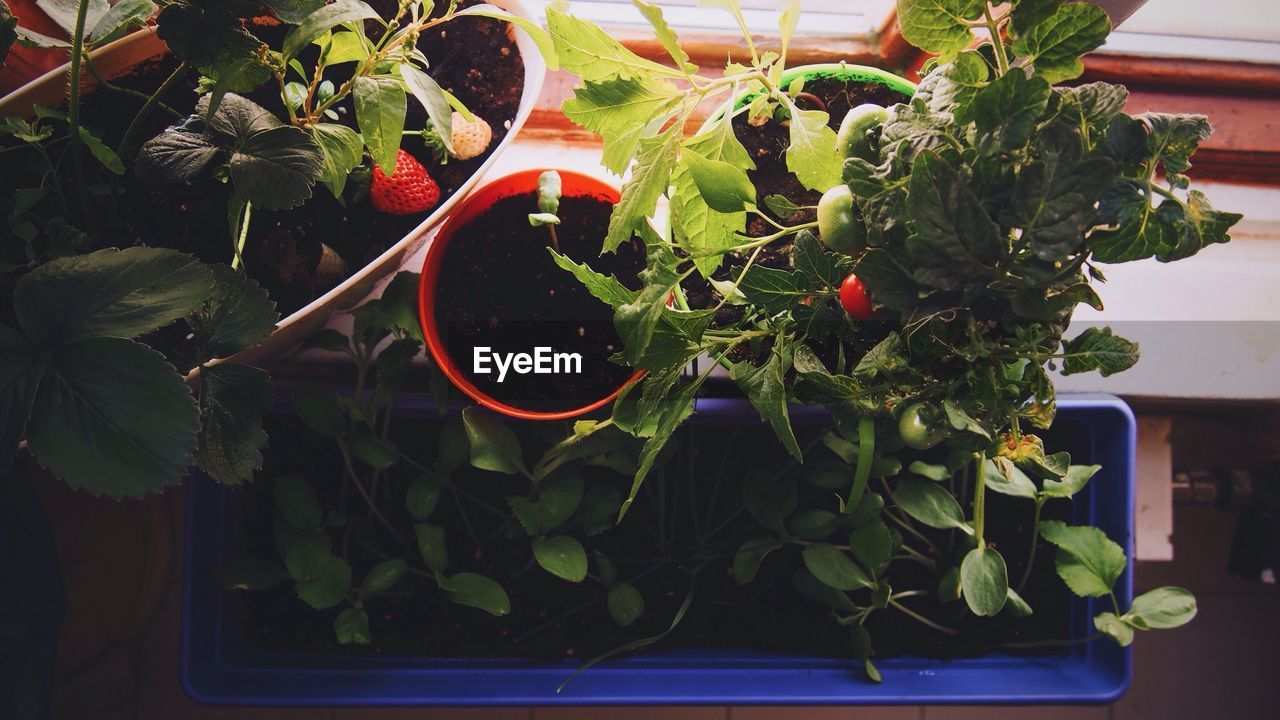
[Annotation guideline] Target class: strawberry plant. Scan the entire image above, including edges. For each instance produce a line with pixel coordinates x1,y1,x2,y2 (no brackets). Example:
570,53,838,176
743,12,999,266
535,0,1233,675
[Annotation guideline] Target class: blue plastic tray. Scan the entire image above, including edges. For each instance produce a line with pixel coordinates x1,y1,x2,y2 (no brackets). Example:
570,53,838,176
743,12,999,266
182,394,1134,706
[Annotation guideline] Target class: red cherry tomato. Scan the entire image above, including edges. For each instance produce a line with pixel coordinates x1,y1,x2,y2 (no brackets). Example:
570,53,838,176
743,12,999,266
839,273,879,319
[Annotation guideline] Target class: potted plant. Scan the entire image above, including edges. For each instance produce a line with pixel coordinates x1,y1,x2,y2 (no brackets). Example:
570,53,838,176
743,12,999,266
418,168,647,419
0,0,553,494
176,0,1237,707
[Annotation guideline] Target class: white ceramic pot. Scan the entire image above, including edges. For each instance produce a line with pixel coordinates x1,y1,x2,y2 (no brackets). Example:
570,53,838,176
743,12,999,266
0,0,546,370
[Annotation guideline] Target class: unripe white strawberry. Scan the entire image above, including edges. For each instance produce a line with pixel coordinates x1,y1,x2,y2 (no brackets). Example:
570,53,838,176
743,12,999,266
450,111,492,160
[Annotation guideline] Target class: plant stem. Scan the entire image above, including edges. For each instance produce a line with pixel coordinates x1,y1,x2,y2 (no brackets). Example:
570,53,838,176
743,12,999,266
1015,499,1044,592
983,4,1010,76
973,453,987,549
547,224,560,253
231,200,252,270
889,599,959,636
338,441,403,542
84,57,182,118
67,0,93,221
116,61,189,155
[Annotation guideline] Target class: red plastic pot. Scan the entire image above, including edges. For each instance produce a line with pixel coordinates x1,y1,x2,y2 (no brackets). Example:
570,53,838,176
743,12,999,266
417,168,642,421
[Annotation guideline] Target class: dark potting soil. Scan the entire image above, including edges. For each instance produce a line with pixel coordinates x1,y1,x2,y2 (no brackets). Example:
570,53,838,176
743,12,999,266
235,402,1079,666
432,194,645,413
41,1,523,319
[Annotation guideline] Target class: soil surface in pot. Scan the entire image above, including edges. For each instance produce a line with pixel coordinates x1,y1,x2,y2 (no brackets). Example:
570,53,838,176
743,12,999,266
432,194,645,412
1,0,523,325
233,403,1079,666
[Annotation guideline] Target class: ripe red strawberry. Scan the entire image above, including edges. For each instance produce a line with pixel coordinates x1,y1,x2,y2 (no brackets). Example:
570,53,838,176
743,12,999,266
369,150,441,215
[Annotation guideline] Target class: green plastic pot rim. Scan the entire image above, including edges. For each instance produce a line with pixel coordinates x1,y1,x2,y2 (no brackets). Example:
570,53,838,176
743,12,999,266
701,61,917,130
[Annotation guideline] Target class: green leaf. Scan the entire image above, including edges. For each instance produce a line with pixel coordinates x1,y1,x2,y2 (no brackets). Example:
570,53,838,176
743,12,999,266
25,338,197,498
36,0,108,36
1041,463,1099,499
1004,586,1034,617
905,152,1001,290
1128,586,1197,629
1009,0,1061,37
262,0,327,23
1039,520,1127,597
437,415,469,472
792,230,852,288
850,519,895,575
737,265,805,313
274,474,323,530
961,547,1008,616
1094,611,1134,646
1006,154,1115,262
607,581,645,627
563,78,684,176
462,406,526,475
415,522,449,573
1011,1,1110,83
230,126,324,211
894,477,970,532
155,3,261,83
533,535,588,582
508,470,584,536
213,557,285,591
786,104,842,192
742,466,798,534
282,0,377,60
190,265,279,361
134,126,220,185
982,457,1038,500
276,522,330,581
683,148,755,213
576,484,624,536
406,472,444,521
360,558,407,598
549,249,639,309
312,123,364,198
895,0,985,57
293,387,345,438
353,76,407,175
334,607,371,645
909,460,950,482
632,0,695,74
970,69,1051,151
87,0,154,44
854,333,908,381
733,537,783,585
545,0,678,82
456,3,558,71
77,126,124,174
672,116,754,277
440,572,510,616
296,556,351,609
1060,326,1140,377
1142,113,1211,175
14,246,212,345
730,344,802,461
347,433,399,469
603,123,682,253
194,363,270,486
401,63,455,156
802,542,873,591
0,326,45,471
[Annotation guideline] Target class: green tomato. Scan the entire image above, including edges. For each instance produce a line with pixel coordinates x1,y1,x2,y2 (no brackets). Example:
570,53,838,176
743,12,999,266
898,402,946,450
837,103,889,162
816,185,865,254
